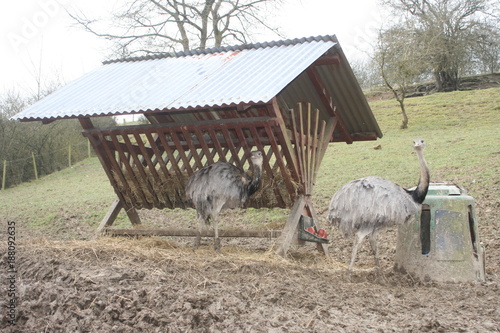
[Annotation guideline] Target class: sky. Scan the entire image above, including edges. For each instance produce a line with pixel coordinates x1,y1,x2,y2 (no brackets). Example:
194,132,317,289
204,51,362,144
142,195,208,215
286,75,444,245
0,0,386,95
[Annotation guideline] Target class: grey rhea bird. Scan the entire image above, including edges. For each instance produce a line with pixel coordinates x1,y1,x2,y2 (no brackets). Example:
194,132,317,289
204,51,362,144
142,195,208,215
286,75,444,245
327,139,429,271
185,151,264,251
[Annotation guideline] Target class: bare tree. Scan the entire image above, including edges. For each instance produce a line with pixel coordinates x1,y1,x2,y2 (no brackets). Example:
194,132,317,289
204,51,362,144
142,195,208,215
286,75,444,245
375,25,428,129
68,0,284,57
471,24,500,74
381,0,499,91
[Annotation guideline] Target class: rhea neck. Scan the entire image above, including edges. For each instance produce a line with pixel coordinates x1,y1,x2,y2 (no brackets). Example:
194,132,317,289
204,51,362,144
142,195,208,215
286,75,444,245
247,161,263,197
412,147,430,204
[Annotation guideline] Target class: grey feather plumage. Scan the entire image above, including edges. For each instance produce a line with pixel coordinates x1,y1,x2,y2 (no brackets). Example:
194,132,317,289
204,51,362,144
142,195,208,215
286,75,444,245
328,176,420,237
185,151,264,251
186,162,254,223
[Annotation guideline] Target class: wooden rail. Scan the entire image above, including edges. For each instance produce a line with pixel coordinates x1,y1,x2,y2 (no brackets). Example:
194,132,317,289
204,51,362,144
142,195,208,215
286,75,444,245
106,228,282,238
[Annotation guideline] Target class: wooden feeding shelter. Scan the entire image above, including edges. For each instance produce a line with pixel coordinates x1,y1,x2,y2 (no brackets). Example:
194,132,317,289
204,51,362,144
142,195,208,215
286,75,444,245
12,35,382,256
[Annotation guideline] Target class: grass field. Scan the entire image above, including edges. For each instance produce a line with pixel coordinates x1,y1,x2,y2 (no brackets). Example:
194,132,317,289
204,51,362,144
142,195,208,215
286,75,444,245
1,87,498,238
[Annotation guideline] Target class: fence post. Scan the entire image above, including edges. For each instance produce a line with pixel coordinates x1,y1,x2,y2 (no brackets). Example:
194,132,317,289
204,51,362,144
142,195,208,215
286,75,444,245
87,139,91,158
32,152,38,180
2,160,6,190
68,144,72,167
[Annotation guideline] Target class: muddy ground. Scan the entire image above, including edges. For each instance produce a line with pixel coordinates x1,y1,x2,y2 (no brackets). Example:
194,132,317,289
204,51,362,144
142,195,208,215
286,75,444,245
1,206,499,333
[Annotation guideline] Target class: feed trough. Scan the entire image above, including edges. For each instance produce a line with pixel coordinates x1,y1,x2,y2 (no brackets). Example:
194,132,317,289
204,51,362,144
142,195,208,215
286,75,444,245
395,183,485,282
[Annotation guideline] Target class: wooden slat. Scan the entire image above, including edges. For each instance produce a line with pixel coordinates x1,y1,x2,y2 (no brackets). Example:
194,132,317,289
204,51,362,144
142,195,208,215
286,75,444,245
180,128,204,170
304,104,312,194
310,109,320,193
154,131,185,185
143,131,179,203
317,117,338,173
194,128,214,166
221,129,243,168
264,126,296,201
291,107,306,193
133,132,161,181
110,133,151,208
233,126,251,154
96,133,132,204
167,130,194,175
104,137,153,157
207,128,227,163
121,133,157,208
267,98,299,180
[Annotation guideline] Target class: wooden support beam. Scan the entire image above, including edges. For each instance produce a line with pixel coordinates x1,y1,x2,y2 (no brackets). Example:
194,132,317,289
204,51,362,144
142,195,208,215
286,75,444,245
83,116,276,135
106,228,282,238
95,198,143,236
125,206,142,226
96,198,123,235
79,117,94,130
275,195,307,257
313,54,341,66
268,98,300,181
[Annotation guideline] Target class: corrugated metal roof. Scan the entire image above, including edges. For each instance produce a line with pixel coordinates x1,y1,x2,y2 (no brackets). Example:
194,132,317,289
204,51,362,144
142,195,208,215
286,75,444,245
11,35,382,139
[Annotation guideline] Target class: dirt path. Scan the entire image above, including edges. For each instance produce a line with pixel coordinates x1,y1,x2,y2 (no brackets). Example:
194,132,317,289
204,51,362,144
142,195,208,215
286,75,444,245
2,234,498,333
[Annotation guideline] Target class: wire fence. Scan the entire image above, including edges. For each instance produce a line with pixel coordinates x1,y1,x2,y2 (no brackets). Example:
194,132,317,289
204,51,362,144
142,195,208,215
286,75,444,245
1,139,93,190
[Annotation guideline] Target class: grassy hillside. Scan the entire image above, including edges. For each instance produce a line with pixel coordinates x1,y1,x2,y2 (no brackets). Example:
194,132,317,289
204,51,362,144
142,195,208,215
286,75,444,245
1,88,498,241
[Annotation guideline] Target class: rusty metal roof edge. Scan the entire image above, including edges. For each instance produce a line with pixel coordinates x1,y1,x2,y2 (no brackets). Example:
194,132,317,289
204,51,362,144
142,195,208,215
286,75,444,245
102,35,339,64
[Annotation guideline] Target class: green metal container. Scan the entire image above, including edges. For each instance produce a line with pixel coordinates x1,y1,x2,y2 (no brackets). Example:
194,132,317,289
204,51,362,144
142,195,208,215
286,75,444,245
395,183,485,282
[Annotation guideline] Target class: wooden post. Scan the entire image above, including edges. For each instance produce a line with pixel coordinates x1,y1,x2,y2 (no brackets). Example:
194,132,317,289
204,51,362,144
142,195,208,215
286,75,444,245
95,198,123,235
32,152,38,180
87,140,91,158
95,197,143,237
2,160,6,190
275,195,307,257
68,144,72,167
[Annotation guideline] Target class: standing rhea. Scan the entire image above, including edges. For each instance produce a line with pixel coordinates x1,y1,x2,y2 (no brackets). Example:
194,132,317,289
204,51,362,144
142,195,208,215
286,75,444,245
327,139,429,271
185,151,264,251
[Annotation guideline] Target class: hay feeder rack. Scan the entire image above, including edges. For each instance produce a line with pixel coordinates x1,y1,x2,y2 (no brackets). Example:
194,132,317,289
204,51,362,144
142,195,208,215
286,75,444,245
11,35,382,257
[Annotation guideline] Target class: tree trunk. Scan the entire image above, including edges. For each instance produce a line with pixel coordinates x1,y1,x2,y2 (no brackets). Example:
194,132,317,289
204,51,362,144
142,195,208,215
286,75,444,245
434,68,459,92
399,99,409,129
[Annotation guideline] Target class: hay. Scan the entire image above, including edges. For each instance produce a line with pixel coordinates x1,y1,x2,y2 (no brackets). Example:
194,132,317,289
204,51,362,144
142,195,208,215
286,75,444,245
19,237,346,276
110,166,300,210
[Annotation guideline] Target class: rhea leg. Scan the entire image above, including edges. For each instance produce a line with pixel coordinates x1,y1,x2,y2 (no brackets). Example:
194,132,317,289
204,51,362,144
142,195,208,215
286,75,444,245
213,220,221,252
212,202,223,252
349,231,368,270
194,215,204,250
368,231,380,268
368,230,386,283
